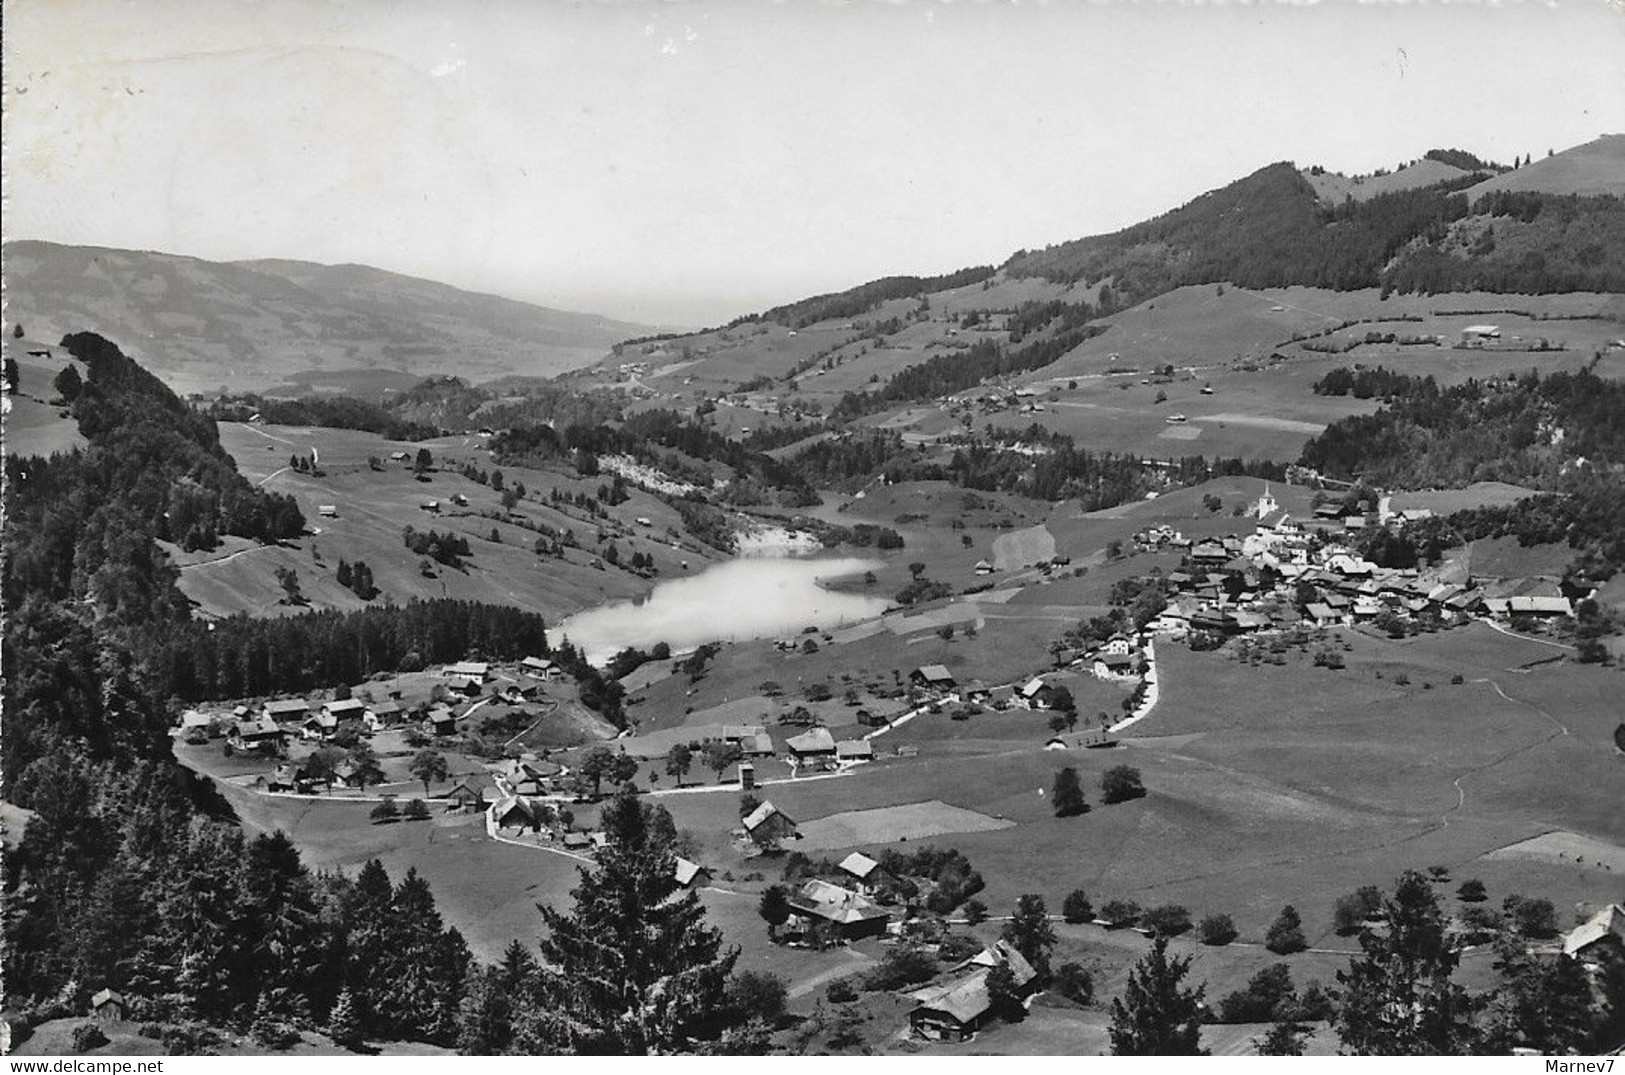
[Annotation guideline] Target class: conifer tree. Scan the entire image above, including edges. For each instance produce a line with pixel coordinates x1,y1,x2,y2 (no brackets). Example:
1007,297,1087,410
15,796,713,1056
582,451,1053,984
1335,870,1476,1055
519,788,741,1053
1109,936,1208,1055
1001,894,1057,980
329,988,364,1051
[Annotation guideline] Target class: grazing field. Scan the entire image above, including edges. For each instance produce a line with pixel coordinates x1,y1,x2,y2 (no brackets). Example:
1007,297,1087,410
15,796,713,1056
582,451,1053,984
1467,535,1575,579
1389,482,1542,513
991,523,1057,570
1,348,90,458
187,421,727,622
796,799,1014,851
1485,830,1625,873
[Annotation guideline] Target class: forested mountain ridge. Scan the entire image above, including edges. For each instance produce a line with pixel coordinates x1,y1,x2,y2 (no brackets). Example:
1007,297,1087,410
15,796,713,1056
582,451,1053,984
1001,149,1625,302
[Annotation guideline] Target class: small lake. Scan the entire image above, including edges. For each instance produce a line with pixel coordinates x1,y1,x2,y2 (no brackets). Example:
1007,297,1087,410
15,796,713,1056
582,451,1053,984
548,555,889,665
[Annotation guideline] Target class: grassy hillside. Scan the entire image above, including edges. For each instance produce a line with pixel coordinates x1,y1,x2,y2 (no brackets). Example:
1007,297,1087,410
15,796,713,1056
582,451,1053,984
1465,134,1625,201
2,241,658,395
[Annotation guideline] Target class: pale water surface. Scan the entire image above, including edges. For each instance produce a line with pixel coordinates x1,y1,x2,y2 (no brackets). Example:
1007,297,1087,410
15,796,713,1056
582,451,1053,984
549,555,887,664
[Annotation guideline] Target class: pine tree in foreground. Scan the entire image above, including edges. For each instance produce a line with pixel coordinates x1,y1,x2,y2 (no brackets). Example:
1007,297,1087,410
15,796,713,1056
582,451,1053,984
1109,936,1208,1055
517,788,745,1054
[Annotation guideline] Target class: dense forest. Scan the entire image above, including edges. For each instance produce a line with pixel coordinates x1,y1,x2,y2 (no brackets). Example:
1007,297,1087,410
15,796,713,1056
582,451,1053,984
206,394,440,441
1297,368,1625,489
1003,163,1625,302
1409,478,1625,588
1313,365,1430,400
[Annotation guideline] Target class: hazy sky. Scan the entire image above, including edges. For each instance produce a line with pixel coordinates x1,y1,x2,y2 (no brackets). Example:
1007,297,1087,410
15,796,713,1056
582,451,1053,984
6,0,1622,327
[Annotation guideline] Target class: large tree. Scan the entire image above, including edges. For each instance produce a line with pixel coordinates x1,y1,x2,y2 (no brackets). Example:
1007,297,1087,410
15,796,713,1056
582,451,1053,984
520,789,745,1053
1109,936,1208,1056
1001,894,1057,980
1334,870,1476,1055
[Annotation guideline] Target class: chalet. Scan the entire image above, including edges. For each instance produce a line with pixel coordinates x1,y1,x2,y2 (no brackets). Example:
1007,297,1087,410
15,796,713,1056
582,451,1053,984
786,879,890,941
262,763,307,792
837,852,890,894
231,717,286,754
332,760,364,788
1312,502,1345,520
451,493,469,507
1304,602,1341,627
739,732,775,757
1232,610,1274,633
495,758,556,796
987,684,1016,709
1189,609,1236,633
1506,595,1573,618
421,500,441,513
1460,324,1501,345
1093,653,1136,679
1563,904,1625,962
974,559,995,575
909,942,1037,1042
1019,677,1051,708
503,676,547,702
263,698,310,723
423,705,458,737
318,505,338,518
445,661,491,681
722,724,767,744
910,665,956,690
562,831,593,851
521,656,560,679
741,800,799,847
444,780,487,812
321,697,368,723
89,988,125,1022
390,451,410,461
786,727,837,759
492,795,536,831
179,709,216,736
674,857,712,889
301,713,338,741
1190,540,1228,564
1101,634,1133,657
835,739,874,764
364,700,402,730
444,675,484,697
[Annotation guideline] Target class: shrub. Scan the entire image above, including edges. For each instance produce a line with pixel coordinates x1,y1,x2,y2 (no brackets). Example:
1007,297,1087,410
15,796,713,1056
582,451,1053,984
72,1024,110,1053
1099,899,1141,928
1217,963,1296,1023
825,979,858,1004
864,944,938,991
1100,765,1145,804
1141,904,1192,937
1053,962,1095,1006
1456,878,1487,903
1198,913,1237,945
1062,889,1094,924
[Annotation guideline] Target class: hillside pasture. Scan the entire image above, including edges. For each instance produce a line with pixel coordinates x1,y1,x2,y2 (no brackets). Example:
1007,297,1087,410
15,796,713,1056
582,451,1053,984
795,800,1014,851
2,347,90,458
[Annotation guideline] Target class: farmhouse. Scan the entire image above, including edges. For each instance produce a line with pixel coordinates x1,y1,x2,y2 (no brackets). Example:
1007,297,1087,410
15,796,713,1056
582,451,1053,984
1505,595,1573,618
674,857,712,889
742,800,799,847
491,795,537,831
263,698,310,723
786,879,890,941
444,781,487,812
423,705,458,737
1563,904,1625,962
835,739,874,764
786,726,837,759
910,664,956,690
521,655,559,679
740,732,776,757
260,763,307,792
179,709,215,736
317,504,338,518
837,851,891,894
231,717,287,754
301,713,338,741
445,661,491,681
1093,653,1136,679
364,700,402,730
495,758,556,796
722,724,767,744
444,675,484,697
321,697,367,723
1460,324,1501,345
909,941,1038,1042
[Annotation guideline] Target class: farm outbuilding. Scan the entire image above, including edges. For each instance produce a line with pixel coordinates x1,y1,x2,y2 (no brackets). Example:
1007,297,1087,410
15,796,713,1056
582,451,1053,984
741,800,799,847
786,726,836,759
786,879,890,942
910,664,956,689
89,988,125,1022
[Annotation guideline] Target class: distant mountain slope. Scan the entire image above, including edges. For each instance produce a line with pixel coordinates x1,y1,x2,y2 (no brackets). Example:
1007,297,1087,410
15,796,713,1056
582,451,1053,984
1466,135,1625,201
2,241,658,395
1302,158,1472,205
1003,151,1624,301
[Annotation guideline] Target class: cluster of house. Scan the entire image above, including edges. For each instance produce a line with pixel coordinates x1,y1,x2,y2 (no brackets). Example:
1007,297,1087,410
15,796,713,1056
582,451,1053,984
906,664,1078,712
194,656,564,756
1134,491,1575,640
